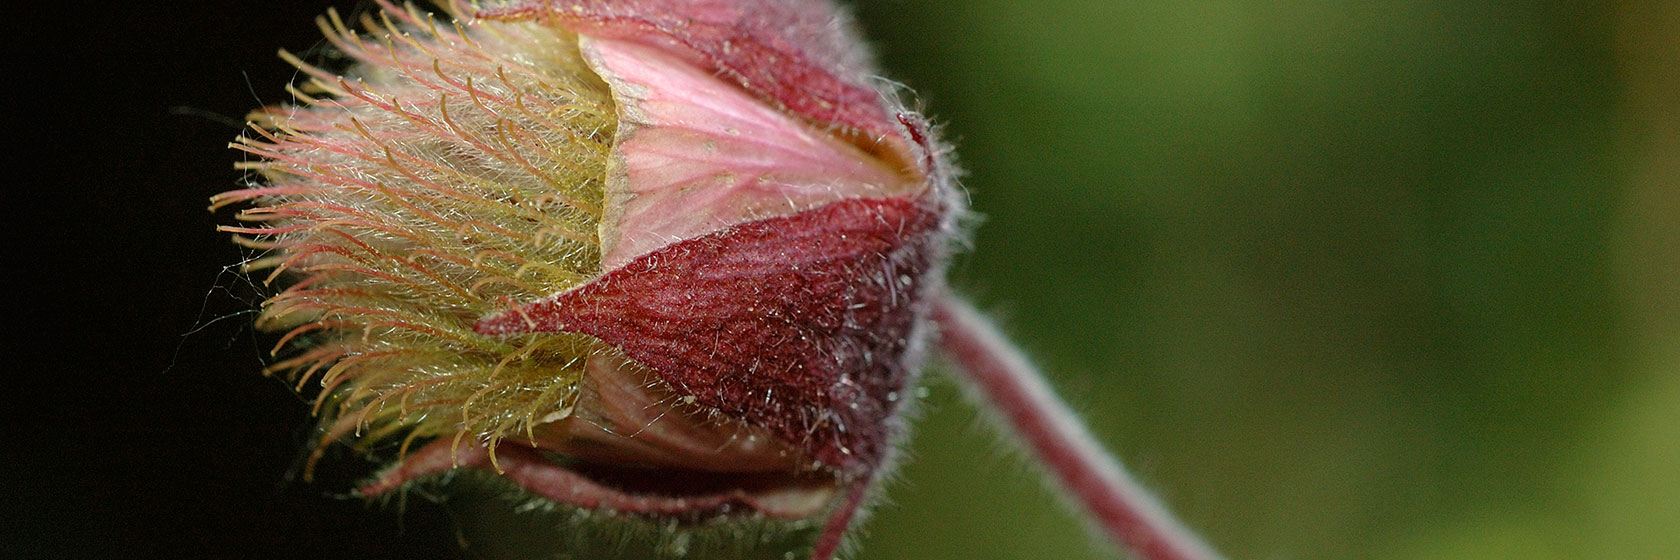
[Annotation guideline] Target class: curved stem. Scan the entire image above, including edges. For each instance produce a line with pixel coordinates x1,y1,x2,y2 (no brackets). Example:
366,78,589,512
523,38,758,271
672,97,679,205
809,479,872,560
931,295,1224,560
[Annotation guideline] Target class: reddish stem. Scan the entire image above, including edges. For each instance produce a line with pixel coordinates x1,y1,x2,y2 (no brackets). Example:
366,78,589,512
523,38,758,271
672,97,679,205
932,296,1224,560
809,479,872,560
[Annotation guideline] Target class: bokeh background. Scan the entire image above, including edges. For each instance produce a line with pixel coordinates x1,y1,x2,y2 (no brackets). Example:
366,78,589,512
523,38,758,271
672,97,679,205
855,2,1678,559
12,1,1676,558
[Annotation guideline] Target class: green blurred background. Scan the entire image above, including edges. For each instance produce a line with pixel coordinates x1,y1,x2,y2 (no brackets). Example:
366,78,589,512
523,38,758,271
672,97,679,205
846,1,1680,559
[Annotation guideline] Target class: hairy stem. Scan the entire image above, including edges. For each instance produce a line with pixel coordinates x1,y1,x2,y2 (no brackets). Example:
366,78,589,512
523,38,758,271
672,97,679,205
932,295,1224,560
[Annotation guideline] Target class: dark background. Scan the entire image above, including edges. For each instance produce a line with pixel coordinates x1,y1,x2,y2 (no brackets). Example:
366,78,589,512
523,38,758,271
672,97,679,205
11,1,1678,559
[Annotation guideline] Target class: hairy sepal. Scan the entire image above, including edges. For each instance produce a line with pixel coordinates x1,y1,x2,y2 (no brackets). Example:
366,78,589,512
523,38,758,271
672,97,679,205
478,196,943,477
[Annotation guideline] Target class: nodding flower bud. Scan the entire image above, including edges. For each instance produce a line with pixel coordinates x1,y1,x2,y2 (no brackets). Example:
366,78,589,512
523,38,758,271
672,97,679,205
215,1,959,557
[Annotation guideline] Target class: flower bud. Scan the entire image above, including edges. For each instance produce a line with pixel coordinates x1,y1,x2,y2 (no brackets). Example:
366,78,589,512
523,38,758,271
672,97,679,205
217,0,957,556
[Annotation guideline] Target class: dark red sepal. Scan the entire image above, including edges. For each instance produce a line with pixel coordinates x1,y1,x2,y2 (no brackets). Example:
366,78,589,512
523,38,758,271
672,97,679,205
361,439,834,520
476,197,940,476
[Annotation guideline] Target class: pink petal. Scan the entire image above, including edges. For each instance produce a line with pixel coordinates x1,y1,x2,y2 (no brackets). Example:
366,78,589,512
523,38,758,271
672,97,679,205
584,37,917,267
478,0,902,142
